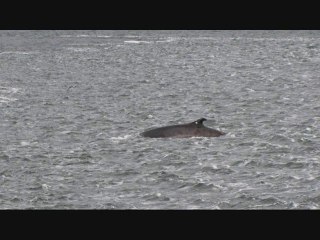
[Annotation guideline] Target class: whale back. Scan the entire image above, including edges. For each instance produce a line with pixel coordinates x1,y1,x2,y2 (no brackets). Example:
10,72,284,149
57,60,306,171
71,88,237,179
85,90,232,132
141,118,225,138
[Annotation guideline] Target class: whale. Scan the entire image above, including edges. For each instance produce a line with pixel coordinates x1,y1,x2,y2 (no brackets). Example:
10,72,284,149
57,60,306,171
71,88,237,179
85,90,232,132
140,118,225,138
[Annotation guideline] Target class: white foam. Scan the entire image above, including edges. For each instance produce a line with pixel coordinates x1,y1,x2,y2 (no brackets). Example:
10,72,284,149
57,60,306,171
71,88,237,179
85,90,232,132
67,43,108,46
124,40,152,44
42,184,49,190
60,130,72,134
112,135,132,140
309,205,319,210
0,96,18,103
211,205,221,210
0,87,19,94
155,38,176,43
0,86,19,104
228,37,317,42
0,96,14,101
76,34,92,38
211,164,218,169
110,135,132,143
96,35,111,38
246,88,255,92
0,51,38,55
213,184,226,190
11,88,19,93
163,37,179,42
65,47,98,52
61,34,110,38
20,141,30,146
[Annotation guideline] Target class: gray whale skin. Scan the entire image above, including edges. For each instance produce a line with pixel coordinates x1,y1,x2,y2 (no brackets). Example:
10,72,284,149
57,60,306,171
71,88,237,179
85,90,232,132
140,118,225,138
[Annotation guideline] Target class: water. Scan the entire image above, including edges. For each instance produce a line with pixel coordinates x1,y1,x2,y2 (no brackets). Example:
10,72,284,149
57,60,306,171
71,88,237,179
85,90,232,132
1,30,320,209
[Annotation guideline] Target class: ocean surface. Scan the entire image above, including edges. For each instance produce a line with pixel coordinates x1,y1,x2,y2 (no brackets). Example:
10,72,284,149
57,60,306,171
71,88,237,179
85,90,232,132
1,30,320,209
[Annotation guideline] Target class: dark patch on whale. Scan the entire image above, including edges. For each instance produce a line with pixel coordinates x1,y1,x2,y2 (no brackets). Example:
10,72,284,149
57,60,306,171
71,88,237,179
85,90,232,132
140,118,225,138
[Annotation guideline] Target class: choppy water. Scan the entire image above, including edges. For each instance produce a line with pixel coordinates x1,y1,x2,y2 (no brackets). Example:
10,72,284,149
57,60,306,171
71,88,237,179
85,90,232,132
1,30,320,209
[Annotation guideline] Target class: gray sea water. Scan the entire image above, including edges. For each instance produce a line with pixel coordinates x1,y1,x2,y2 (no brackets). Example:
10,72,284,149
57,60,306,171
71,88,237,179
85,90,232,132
1,30,320,209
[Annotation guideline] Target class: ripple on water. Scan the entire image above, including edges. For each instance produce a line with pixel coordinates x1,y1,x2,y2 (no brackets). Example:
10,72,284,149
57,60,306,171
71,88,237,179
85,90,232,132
2,30,320,209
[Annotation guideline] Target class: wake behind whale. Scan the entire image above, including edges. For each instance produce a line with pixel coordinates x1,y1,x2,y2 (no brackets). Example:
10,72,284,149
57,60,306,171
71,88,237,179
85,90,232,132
140,118,225,138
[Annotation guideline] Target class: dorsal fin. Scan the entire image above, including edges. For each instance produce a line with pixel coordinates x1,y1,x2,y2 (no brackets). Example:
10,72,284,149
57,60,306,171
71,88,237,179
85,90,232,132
193,118,207,126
